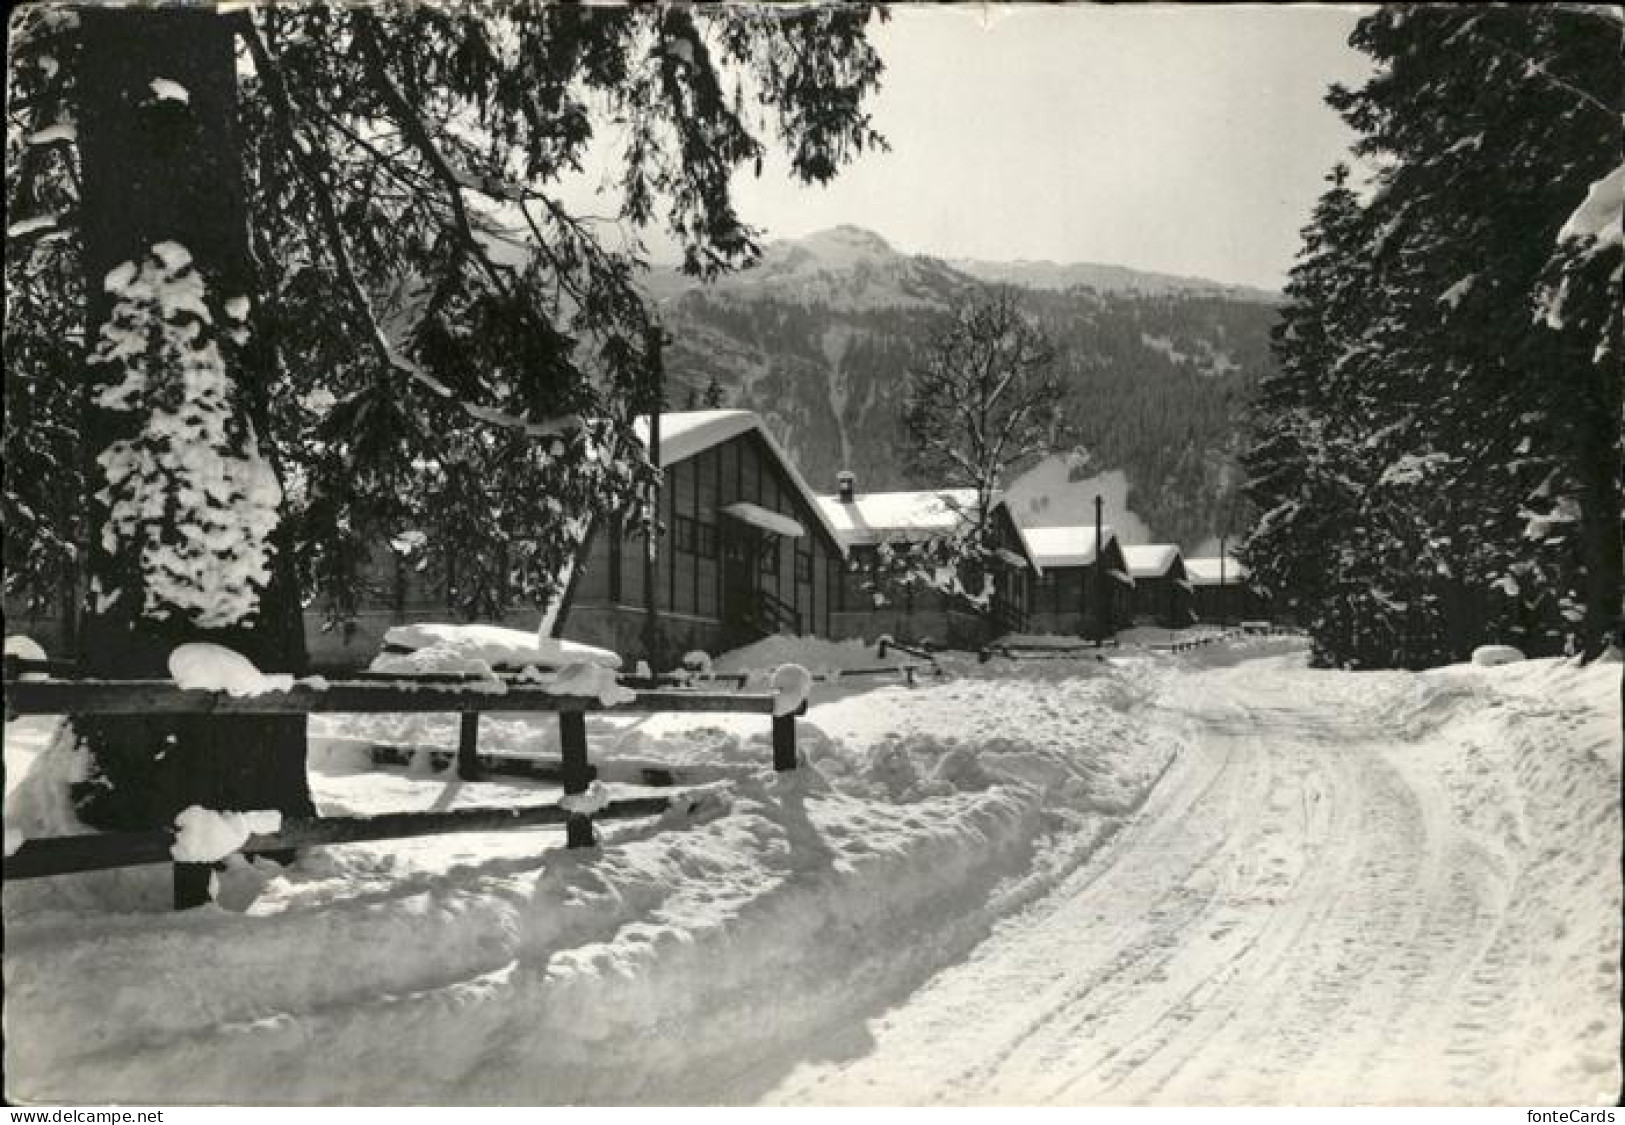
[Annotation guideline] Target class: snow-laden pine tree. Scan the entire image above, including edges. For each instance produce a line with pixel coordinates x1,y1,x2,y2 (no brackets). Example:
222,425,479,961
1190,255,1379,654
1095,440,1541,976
1244,5,1621,667
1241,165,1368,656
4,5,886,830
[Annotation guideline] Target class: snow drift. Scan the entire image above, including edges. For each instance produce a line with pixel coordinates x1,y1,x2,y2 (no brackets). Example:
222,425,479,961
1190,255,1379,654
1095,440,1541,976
4,650,1177,1104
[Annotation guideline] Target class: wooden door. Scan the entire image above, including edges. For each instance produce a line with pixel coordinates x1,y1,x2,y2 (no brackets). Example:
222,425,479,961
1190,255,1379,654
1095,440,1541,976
720,524,760,642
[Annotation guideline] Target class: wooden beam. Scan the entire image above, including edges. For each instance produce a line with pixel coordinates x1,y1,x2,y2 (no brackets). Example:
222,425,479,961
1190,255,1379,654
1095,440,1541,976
4,797,681,880
772,710,798,772
456,712,482,781
4,680,777,717
3,656,81,679
174,862,212,910
558,711,595,848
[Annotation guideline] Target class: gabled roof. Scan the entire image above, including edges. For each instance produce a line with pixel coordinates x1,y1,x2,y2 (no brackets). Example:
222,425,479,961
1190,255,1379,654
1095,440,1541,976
1023,524,1121,570
632,410,845,553
1122,544,1183,579
633,409,755,466
814,488,980,548
1183,556,1249,586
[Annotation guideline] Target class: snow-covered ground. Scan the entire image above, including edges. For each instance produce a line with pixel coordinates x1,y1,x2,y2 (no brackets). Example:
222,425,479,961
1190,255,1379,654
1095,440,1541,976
3,637,1618,1105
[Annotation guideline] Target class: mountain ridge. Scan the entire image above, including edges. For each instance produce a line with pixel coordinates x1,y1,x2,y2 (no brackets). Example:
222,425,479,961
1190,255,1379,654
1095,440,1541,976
647,226,1277,549
644,224,1280,306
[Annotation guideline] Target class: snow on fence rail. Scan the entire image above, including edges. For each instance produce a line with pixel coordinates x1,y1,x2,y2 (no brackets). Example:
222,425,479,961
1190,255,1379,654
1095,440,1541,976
3,672,806,910
978,638,1119,662
1145,623,1304,653
5,655,927,792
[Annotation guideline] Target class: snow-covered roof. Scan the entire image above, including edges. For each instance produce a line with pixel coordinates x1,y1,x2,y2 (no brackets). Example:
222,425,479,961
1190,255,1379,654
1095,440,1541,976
632,410,844,553
1023,525,1120,570
1183,557,1249,587
633,409,755,466
814,488,979,548
1122,544,1183,578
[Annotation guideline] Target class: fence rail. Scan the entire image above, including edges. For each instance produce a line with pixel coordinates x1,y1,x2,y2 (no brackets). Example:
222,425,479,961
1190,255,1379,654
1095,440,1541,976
3,672,802,910
3,795,687,881
3,679,775,717
1146,623,1302,652
979,638,1119,662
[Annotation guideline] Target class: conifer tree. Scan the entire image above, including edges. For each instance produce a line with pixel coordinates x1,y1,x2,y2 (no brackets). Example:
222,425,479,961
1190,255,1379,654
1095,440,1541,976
1243,4,1621,667
4,4,886,830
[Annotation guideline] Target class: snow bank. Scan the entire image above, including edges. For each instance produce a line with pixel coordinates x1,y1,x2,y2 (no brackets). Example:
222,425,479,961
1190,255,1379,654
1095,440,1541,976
380,622,621,671
1416,657,1622,1099
712,635,904,675
4,659,1179,1104
170,806,282,863
168,643,294,695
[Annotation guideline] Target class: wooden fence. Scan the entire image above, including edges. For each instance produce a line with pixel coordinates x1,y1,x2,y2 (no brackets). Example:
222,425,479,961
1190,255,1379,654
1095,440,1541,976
978,638,1119,662
1148,623,1304,653
874,637,946,678
3,673,804,910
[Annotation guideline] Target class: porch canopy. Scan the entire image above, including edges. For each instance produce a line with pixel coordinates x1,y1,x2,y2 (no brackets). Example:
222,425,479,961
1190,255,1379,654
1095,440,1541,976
721,501,804,539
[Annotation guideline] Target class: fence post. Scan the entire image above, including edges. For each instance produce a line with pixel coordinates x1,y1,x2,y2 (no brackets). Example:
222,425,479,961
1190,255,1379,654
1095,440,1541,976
456,712,482,781
558,711,595,848
772,708,799,772
174,862,212,910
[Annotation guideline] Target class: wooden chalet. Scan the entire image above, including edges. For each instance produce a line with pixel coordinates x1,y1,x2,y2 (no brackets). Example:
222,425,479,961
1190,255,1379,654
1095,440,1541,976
815,480,1037,646
1184,556,1264,623
556,411,847,660
1019,523,1137,639
289,411,845,670
1122,544,1195,628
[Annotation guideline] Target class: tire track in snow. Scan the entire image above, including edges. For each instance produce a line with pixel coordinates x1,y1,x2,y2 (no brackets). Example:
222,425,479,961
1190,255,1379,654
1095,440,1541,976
759,668,1522,1105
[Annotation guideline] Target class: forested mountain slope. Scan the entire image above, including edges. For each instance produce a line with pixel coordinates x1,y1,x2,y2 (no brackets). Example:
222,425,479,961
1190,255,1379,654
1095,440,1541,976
649,226,1278,549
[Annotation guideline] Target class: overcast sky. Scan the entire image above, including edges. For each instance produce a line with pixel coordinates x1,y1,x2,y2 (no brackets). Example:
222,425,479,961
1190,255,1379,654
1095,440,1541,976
722,4,1378,292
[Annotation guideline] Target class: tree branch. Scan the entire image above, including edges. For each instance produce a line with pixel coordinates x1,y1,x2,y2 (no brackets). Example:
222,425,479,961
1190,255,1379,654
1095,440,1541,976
351,11,514,322
236,13,458,405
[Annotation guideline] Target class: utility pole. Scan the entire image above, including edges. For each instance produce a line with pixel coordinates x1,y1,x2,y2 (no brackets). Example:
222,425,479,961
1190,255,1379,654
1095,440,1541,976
1093,493,1106,647
641,325,666,662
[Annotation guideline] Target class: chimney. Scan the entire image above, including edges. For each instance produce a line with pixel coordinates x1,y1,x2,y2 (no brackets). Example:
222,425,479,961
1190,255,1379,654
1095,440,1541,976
836,470,856,503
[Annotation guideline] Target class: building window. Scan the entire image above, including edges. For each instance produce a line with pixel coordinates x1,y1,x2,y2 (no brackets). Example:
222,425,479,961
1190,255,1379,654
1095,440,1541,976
795,549,812,584
760,540,780,576
673,514,697,555
696,521,718,560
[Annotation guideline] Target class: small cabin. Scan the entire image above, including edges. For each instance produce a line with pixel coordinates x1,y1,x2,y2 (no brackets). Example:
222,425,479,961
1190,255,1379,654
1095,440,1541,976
558,410,847,661
1184,556,1262,623
815,481,1037,646
1122,544,1195,629
1020,524,1136,639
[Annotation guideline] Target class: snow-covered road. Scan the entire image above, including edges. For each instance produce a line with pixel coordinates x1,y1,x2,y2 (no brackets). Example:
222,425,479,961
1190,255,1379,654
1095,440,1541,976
757,659,1621,1105
5,642,1616,1105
